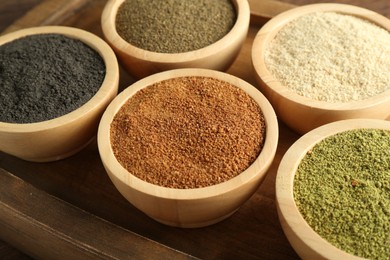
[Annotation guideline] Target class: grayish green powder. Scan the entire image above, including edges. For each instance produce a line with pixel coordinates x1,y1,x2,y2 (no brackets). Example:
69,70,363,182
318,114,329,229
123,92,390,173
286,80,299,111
115,0,236,53
294,129,390,259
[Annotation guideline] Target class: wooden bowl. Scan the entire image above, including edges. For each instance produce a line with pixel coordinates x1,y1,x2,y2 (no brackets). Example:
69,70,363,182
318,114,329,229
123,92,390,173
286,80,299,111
251,4,390,134
97,68,278,228
276,118,390,259
101,0,250,79
0,26,119,162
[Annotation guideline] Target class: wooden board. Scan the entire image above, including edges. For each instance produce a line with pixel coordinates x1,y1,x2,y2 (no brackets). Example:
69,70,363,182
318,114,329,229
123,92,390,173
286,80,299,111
1,0,389,259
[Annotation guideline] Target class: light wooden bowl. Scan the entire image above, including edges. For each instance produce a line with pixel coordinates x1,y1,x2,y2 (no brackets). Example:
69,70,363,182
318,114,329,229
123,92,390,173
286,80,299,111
101,0,250,79
276,118,390,259
97,68,278,228
252,4,390,134
0,26,119,162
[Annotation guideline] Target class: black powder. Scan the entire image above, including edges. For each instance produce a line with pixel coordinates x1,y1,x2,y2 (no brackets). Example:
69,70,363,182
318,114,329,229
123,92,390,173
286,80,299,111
0,33,106,124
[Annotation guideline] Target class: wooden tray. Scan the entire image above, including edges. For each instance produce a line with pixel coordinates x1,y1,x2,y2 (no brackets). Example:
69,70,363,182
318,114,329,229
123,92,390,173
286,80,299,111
0,0,388,258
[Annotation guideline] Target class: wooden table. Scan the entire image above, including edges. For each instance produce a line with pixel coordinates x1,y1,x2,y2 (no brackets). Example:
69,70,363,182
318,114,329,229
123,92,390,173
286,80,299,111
1,0,389,259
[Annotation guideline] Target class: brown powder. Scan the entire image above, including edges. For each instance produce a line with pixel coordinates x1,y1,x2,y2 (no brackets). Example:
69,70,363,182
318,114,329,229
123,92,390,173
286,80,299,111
110,76,266,189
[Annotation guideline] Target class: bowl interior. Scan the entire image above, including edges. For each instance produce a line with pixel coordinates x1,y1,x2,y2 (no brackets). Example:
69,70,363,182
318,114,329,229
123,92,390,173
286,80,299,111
101,0,250,62
0,26,119,133
252,3,390,111
0,26,119,162
98,68,278,199
276,118,390,259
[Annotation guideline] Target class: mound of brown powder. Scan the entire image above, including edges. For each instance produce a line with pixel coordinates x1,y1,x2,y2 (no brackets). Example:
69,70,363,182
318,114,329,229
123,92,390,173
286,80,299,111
110,76,266,189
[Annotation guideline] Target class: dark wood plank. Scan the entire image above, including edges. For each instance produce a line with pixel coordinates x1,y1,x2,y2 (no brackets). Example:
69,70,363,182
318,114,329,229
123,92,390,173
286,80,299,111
248,0,297,25
1,0,92,34
0,168,196,260
0,0,42,33
0,239,32,260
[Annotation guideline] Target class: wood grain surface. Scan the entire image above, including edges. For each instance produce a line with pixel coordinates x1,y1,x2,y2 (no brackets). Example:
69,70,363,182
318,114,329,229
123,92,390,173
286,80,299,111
0,0,389,259
0,0,42,32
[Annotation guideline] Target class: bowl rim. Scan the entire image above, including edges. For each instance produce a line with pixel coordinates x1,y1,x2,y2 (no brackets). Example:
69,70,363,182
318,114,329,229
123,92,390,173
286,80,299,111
251,3,390,111
98,68,279,200
101,0,250,63
276,118,390,259
0,25,119,132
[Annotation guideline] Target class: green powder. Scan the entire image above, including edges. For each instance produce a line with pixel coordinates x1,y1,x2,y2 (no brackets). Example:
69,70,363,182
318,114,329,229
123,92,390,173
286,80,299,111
294,129,390,259
115,0,236,53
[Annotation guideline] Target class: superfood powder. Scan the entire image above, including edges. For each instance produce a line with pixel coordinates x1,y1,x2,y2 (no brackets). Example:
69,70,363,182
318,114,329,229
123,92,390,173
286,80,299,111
0,33,106,124
110,76,266,189
115,0,236,53
294,128,390,259
265,12,390,103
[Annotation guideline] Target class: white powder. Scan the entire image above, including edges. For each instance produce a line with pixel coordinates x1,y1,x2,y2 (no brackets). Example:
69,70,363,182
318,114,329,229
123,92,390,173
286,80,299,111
264,12,390,103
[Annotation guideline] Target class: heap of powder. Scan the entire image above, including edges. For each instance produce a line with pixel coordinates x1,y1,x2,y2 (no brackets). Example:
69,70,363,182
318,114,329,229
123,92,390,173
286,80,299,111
0,34,106,124
115,0,236,53
110,76,266,189
265,12,390,102
294,128,390,259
